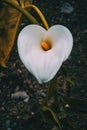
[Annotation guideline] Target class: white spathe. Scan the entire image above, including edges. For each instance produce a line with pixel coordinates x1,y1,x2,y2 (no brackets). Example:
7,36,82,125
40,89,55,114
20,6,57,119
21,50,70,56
17,24,73,84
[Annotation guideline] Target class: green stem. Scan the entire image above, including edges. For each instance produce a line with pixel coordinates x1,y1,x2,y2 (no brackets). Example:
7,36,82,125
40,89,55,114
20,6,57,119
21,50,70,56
42,106,62,129
45,75,58,105
28,4,49,30
19,0,24,8
3,0,39,24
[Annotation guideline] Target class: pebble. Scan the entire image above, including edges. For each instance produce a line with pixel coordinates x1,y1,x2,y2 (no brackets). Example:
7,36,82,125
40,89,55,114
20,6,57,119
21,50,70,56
11,91,30,102
38,89,46,97
61,2,74,14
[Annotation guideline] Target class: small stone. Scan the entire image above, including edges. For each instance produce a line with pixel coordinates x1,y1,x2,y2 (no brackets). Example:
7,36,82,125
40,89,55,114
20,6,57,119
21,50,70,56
65,104,70,108
61,2,74,14
38,90,46,97
1,107,5,111
11,91,30,102
7,128,11,130
31,112,35,115
6,120,10,128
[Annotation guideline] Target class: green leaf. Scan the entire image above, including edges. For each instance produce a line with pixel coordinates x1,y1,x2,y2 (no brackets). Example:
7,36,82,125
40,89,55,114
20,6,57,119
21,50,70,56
42,106,62,129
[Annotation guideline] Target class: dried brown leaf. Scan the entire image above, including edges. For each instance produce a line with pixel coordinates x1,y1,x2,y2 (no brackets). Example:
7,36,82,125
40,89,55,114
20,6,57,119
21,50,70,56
0,0,32,67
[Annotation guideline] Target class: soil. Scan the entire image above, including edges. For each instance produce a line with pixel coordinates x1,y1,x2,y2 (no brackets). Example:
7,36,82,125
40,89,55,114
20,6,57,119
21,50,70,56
0,0,87,130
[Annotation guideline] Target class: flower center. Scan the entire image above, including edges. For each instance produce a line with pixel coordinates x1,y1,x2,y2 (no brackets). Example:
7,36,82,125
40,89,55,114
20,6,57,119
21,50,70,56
41,41,52,51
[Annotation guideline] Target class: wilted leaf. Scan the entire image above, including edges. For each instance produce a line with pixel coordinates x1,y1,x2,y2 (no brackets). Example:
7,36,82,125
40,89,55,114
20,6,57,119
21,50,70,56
0,0,21,67
0,0,32,67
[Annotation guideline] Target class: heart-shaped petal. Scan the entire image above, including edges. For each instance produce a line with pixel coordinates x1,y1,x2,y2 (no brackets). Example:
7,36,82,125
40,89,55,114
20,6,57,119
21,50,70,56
17,24,73,83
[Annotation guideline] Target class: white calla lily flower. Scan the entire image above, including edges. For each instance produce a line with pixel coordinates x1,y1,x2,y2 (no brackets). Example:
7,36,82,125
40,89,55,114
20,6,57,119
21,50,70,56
17,24,73,84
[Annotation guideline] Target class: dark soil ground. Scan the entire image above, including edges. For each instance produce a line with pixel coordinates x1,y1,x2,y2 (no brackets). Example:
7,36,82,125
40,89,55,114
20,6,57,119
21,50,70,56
0,0,87,130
